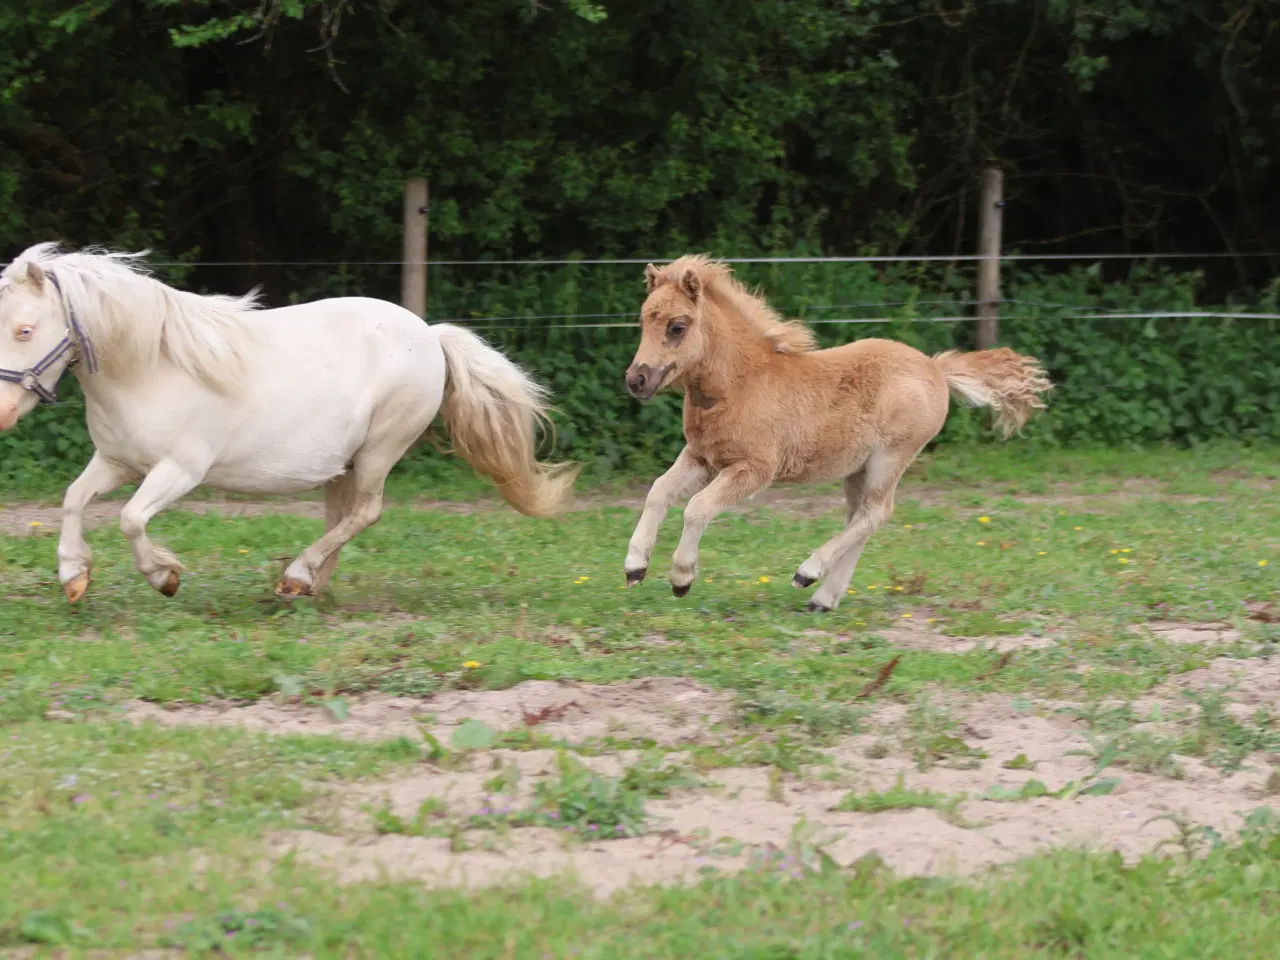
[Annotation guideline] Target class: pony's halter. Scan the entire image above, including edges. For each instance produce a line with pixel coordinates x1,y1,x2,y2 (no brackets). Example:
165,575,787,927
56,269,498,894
0,272,99,404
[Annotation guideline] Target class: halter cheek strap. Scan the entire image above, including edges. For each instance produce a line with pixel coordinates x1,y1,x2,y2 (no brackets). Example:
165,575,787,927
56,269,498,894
0,271,98,404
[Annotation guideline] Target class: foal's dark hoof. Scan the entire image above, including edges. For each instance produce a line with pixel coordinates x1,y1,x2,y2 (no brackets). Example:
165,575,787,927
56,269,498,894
806,600,831,613
159,571,181,598
671,582,691,598
791,573,816,589
625,567,647,587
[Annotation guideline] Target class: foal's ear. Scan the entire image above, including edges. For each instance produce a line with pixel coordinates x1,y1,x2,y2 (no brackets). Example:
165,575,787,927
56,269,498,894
643,263,663,293
679,270,701,302
25,261,46,290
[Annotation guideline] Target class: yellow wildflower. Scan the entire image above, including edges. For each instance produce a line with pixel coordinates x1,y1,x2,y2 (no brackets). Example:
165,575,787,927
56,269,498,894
978,516,991,524
238,549,249,554
758,575,771,584
1073,526,1083,531
28,521,41,527
1037,551,1047,556
1109,549,1119,555
463,660,481,669
1259,560,1269,568
1121,548,1132,553
1117,558,1129,565
901,613,913,619
976,541,986,546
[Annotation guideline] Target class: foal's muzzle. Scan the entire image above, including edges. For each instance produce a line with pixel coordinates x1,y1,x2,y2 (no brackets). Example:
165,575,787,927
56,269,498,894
626,362,672,400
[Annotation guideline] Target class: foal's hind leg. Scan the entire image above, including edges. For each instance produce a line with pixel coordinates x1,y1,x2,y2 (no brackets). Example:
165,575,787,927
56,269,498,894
804,471,869,612
119,459,205,596
792,450,913,603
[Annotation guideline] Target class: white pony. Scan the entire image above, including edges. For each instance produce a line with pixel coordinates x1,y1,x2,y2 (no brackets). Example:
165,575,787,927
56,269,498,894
0,243,578,602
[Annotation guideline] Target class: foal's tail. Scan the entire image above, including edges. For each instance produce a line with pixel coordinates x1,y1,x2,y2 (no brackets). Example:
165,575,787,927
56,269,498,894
435,324,580,517
934,347,1053,438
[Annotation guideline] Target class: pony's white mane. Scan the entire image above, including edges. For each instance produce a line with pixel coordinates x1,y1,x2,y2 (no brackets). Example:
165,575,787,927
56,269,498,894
1,242,261,393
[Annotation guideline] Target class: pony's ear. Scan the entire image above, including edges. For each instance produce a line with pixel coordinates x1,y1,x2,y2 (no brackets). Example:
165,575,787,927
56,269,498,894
25,261,46,290
643,263,663,293
679,269,701,302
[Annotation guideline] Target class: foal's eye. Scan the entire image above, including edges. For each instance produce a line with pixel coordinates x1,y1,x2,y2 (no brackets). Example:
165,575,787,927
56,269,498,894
15,325,34,341
668,321,687,337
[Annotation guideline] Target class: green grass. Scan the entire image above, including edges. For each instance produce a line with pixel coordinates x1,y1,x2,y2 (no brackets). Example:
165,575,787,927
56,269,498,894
2,445,1280,955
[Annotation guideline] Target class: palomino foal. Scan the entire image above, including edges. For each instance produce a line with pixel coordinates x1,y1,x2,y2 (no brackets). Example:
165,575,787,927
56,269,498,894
0,244,578,602
622,255,1052,610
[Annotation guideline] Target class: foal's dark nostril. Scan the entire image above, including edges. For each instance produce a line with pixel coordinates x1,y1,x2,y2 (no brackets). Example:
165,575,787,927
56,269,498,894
634,372,648,389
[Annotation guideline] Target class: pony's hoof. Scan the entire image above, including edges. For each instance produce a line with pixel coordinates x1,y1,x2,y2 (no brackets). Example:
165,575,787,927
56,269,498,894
671,582,691,598
64,574,90,604
625,567,647,587
806,600,831,613
792,573,816,589
275,577,313,599
159,571,181,598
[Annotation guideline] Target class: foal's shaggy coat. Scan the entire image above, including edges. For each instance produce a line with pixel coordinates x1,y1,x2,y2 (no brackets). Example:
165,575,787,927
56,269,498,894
623,255,1052,610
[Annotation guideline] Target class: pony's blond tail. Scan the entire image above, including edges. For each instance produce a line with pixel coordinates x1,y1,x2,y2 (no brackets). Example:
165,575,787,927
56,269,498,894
435,324,580,517
934,347,1053,438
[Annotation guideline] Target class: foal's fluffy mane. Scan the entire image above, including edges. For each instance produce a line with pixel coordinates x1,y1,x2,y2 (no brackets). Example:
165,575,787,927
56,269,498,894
660,254,816,355
1,243,260,393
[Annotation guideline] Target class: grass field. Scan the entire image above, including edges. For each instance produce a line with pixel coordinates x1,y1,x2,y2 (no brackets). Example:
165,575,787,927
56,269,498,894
2,444,1279,957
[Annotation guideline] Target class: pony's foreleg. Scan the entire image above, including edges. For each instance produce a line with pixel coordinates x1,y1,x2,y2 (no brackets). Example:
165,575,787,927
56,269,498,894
119,459,204,596
624,446,710,586
57,453,136,603
669,461,772,597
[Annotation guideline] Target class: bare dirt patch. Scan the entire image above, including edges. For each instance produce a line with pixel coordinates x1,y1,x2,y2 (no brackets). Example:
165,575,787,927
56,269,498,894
877,619,1057,654
1129,621,1244,645
123,677,732,747
263,675,1278,896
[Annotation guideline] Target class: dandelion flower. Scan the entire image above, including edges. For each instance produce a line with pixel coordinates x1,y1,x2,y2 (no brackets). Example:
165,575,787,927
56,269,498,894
1117,558,1129,565
901,613,913,619
28,521,41,527
904,524,913,529
238,549,249,555
1109,549,1119,555
758,575,772,584
926,618,937,623
1073,526,1083,531
868,585,878,590
978,516,991,524
846,589,856,595
1037,551,1047,556
894,586,904,592
976,541,986,546
463,660,481,669
1121,548,1132,553
1259,560,1269,568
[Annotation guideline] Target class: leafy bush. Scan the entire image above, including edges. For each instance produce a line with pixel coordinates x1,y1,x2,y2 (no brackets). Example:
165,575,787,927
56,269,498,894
2,262,1277,488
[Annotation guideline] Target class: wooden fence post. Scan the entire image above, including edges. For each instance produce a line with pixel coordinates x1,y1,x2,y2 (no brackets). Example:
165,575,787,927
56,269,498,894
975,167,1003,350
401,178,428,320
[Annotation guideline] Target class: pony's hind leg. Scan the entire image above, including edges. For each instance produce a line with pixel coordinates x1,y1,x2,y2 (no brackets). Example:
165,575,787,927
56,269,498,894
804,471,868,612
668,460,773,596
57,453,136,603
275,412,423,599
793,450,913,604
310,472,356,594
624,446,710,585
119,459,205,596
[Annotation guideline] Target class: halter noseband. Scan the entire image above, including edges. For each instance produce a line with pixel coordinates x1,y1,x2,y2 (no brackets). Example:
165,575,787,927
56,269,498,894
0,272,99,404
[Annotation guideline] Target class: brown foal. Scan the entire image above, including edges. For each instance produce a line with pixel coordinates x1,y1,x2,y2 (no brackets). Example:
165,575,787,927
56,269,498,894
622,255,1052,610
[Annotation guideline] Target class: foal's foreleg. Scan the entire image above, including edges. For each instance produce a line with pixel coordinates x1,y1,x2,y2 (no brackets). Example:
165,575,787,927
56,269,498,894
624,446,710,586
57,453,136,603
669,461,773,597
120,459,204,596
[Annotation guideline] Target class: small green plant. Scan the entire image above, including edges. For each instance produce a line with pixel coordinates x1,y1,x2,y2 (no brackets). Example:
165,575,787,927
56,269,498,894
1002,753,1036,770
833,774,954,813
905,695,987,770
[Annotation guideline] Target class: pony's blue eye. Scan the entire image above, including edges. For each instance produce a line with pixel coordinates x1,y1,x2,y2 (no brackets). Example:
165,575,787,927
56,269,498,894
16,325,34,341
